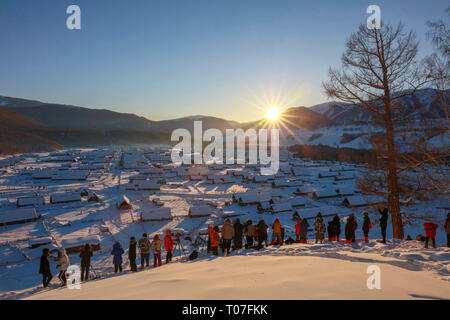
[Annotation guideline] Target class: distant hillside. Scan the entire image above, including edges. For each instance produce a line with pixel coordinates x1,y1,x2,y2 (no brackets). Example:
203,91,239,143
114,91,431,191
152,115,240,133
8,105,156,131
0,106,169,154
0,107,60,154
281,106,335,130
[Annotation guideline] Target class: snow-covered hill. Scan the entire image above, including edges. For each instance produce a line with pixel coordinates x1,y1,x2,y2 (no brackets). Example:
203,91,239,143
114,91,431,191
25,241,450,300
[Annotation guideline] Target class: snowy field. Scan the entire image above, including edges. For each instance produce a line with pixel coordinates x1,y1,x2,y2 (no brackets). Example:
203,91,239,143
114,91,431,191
0,146,448,300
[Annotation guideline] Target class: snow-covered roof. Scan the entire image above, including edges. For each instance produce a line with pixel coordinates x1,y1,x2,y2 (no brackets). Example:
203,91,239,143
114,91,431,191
0,207,40,225
134,180,161,190
50,192,81,204
17,196,45,207
60,235,101,248
271,203,292,213
189,205,212,217
141,207,172,221
298,206,340,218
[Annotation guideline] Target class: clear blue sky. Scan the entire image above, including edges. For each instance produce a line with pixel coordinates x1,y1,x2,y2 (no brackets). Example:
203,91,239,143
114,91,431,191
0,0,447,122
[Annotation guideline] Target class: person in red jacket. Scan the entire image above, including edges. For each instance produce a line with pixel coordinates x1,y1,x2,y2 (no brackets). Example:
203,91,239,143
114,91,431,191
208,225,219,256
295,219,301,243
164,230,174,263
424,222,438,248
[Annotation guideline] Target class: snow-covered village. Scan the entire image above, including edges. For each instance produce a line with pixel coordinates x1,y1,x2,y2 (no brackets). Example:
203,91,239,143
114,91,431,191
0,145,448,300
0,0,449,306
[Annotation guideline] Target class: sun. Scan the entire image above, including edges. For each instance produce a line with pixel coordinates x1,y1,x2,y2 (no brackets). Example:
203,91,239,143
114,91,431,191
266,107,280,121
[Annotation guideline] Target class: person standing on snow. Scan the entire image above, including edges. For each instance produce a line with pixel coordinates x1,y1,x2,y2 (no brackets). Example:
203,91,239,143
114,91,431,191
362,212,372,243
80,243,93,281
221,219,235,255
345,214,357,244
138,233,151,268
445,213,450,248
378,208,389,243
424,221,439,249
111,241,124,273
331,214,341,242
314,213,326,244
151,235,163,267
244,220,256,249
327,220,334,242
128,237,137,272
233,218,244,250
53,248,69,287
39,248,52,288
271,218,282,245
295,219,301,243
208,225,219,256
256,220,269,249
164,230,174,264
299,218,309,243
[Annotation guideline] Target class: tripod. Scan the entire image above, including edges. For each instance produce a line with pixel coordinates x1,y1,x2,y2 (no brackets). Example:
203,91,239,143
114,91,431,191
192,234,208,254
173,236,187,261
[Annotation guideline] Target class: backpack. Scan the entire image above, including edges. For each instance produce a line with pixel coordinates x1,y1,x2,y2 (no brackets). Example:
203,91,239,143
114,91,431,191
139,238,150,251
189,250,198,260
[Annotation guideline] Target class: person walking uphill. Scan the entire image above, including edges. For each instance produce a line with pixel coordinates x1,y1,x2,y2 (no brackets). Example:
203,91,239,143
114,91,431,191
164,230,174,264
53,248,69,287
111,242,124,273
39,248,52,288
345,214,357,244
314,213,326,244
151,235,163,267
424,221,438,249
221,219,235,255
128,237,137,272
362,212,372,243
233,218,244,250
378,208,389,243
138,233,151,268
445,213,450,248
271,218,282,245
256,220,268,249
80,244,93,281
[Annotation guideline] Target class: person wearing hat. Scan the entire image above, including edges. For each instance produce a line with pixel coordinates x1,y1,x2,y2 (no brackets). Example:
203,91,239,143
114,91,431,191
345,214,357,244
128,237,137,271
221,219,235,255
314,212,326,244
362,212,372,243
138,233,151,268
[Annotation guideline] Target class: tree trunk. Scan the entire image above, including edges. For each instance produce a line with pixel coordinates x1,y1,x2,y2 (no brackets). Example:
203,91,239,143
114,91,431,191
384,99,404,240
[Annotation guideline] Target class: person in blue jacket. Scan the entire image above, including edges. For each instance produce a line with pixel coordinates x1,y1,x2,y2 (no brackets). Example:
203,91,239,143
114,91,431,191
111,241,124,273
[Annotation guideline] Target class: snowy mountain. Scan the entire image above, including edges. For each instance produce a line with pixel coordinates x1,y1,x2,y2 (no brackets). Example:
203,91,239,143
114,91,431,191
310,88,449,124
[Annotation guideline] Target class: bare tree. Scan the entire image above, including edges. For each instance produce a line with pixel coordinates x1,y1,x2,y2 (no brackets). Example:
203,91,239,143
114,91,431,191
323,23,429,239
399,10,450,200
